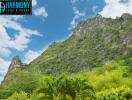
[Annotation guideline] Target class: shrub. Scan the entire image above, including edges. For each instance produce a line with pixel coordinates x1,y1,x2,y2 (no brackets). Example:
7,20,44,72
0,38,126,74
7,91,29,100
96,86,132,100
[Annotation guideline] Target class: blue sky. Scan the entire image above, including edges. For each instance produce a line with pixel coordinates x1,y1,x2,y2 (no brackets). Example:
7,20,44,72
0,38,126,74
0,0,132,82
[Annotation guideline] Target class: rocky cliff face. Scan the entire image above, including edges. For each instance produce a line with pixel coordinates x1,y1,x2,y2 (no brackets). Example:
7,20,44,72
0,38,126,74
1,13,132,85
8,56,22,72
27,13,132,74
72,13,132,37
1,56,22,85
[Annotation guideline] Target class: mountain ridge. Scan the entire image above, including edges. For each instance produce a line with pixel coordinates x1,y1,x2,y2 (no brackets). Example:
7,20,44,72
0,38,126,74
2,13,132,75
1,13,132,80
27,13,132,74
0,13,132,99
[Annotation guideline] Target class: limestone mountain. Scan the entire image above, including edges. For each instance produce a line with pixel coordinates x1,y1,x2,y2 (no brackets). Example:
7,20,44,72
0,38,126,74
8,56,22,71
0,13,132,99
1,56,23,85
1,13,132,84
27,13,132,74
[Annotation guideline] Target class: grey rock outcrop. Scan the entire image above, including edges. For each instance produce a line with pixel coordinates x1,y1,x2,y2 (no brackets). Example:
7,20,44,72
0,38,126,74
1,56,22,85
121,13,131,21
8,56,22,71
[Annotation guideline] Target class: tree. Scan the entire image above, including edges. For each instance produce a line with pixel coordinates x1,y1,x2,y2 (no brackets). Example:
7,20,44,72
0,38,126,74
57,74,95,100
96,85,132,100
7,91,29,100
36,76,59,100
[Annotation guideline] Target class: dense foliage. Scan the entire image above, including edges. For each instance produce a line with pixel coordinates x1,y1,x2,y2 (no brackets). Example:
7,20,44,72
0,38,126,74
26,14,132,75
0,14,132,99
0,58,132,100
96,86,132,100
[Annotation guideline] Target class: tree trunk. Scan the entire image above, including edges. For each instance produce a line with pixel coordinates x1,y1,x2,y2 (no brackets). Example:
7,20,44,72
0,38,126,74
71,96,76,100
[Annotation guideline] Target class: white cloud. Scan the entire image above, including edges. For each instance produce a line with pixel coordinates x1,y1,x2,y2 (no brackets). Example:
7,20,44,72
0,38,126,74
32,0,37,7
70,9,85,29
0,0,48,83
34,7,48,20
69,0,86,30
32,0,48,20
24,44,50,64
92,5,98,13
99,0,132,19
0,1,48,57
0,16,42,57
71,0,79,4
24,50,42,64
0,47,11,57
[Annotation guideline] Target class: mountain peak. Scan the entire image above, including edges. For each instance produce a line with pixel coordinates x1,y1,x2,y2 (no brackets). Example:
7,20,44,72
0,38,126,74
95,14,102,18
1,56,22,85
8,56,22,71
121,13,132,20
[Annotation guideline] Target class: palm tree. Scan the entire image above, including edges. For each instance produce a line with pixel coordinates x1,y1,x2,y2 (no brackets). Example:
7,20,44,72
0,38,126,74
57,75,76,100
36,76,59,100
73,78,95,100
57,75,95,100
36,74,95,100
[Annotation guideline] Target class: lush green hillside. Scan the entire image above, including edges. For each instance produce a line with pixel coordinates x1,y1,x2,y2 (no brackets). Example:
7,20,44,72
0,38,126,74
0,58,132,99
27,14,132,75
0,14,132,100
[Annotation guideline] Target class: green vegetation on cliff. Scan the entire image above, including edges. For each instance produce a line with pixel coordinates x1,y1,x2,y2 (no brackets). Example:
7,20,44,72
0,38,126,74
28,14,132,74
0,14,132,100
0,58,132,99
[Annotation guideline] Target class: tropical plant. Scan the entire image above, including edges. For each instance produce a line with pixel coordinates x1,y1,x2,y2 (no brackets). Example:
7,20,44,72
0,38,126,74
36,76,59,100
96,85,132,100
57,74,95,100
7,91,29,100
